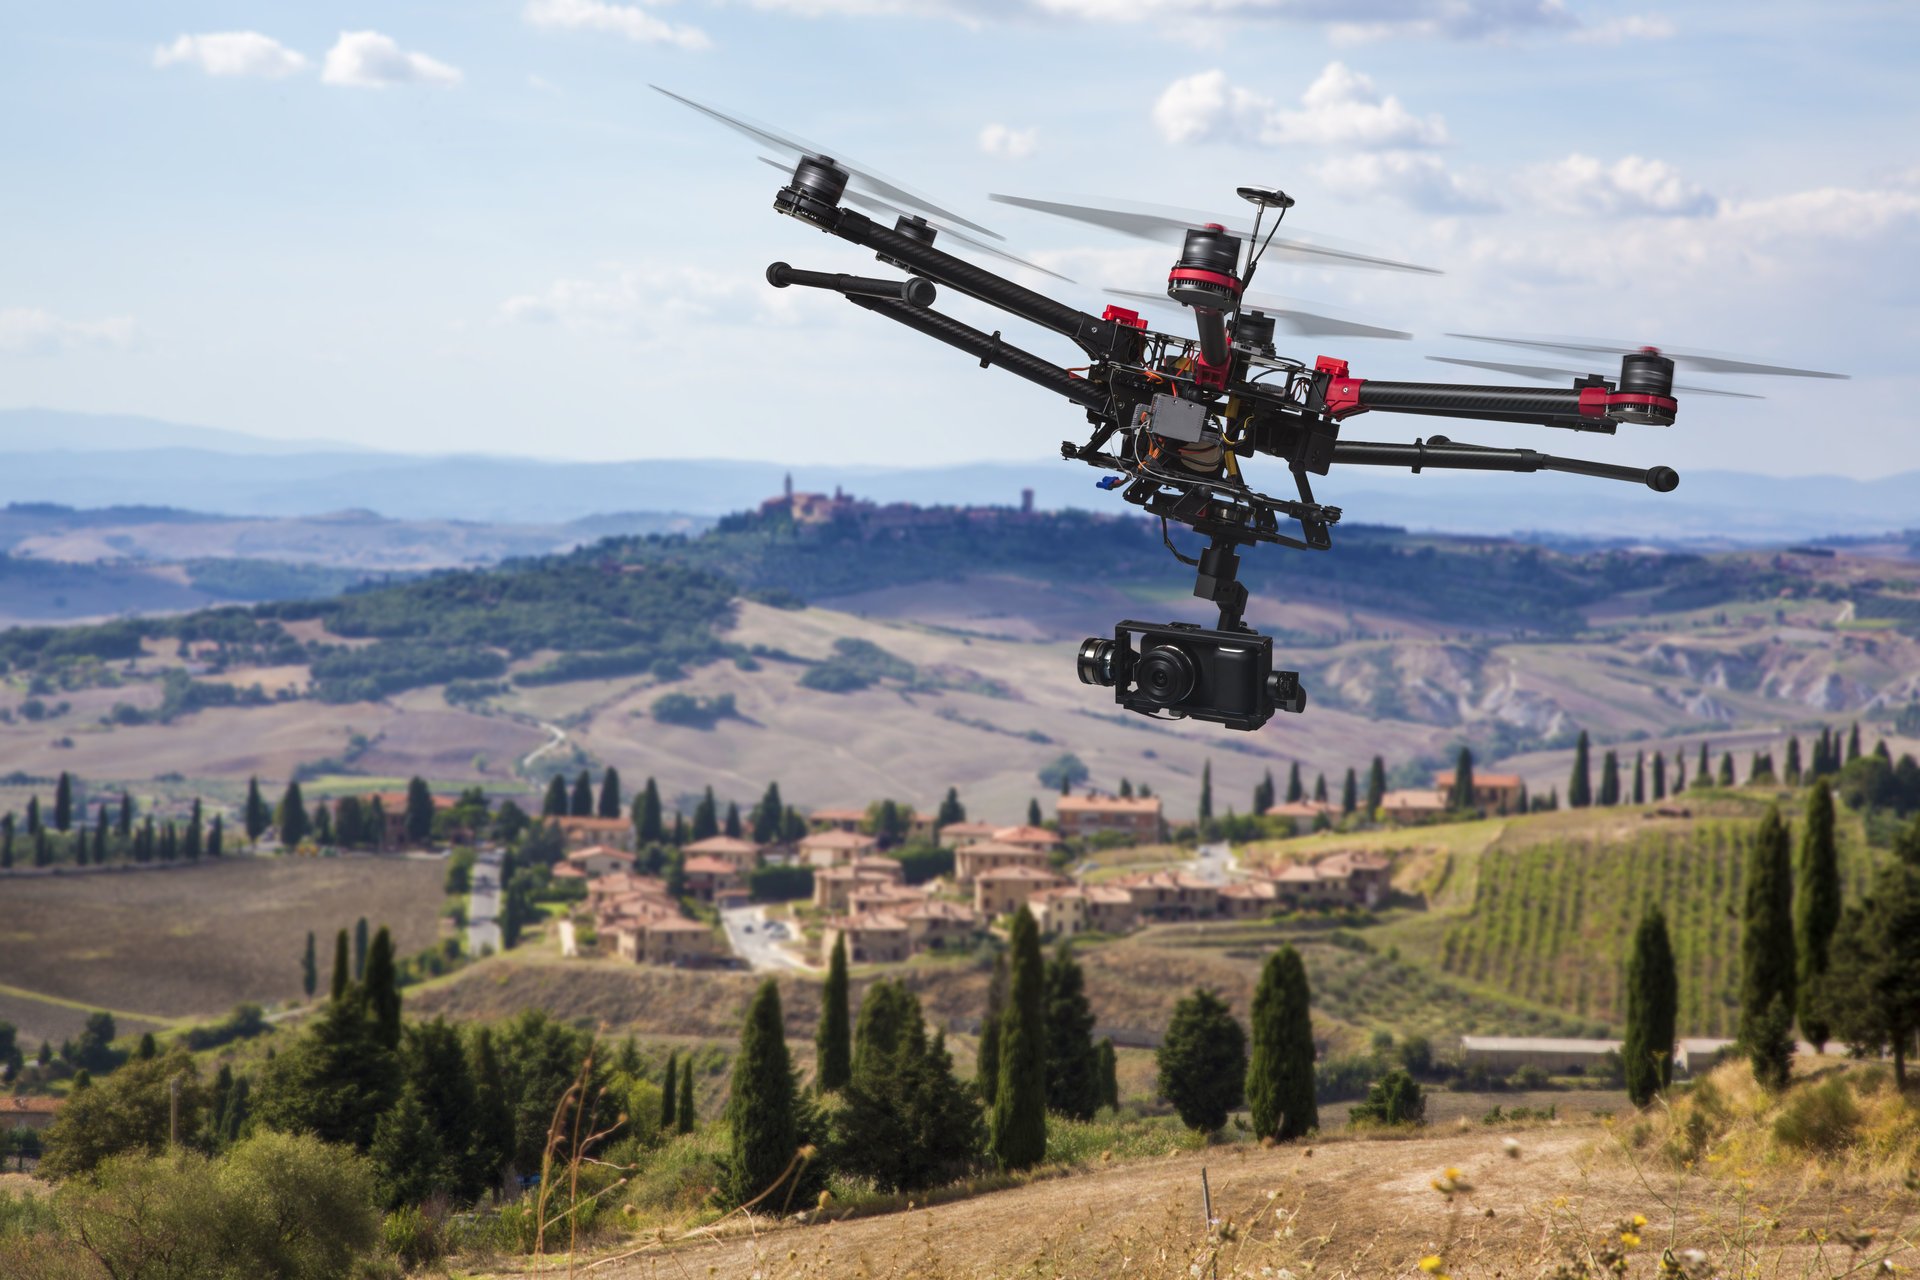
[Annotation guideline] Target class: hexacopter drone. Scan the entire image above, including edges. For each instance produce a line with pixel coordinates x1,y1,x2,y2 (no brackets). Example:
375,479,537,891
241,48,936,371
657,88,1846,733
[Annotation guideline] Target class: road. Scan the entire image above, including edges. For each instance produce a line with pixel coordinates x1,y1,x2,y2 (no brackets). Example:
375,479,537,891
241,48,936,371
721,904,814,972
467,848,503,956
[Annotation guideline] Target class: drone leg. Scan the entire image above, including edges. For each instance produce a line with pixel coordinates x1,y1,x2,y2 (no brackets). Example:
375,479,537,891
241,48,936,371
1194,532,1251,633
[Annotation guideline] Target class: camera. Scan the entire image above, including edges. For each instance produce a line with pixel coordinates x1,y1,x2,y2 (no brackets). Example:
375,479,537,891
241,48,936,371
1077,620,1306,732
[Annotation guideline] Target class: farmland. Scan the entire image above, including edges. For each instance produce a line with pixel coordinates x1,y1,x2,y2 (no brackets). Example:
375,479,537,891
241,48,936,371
0,855,446,1047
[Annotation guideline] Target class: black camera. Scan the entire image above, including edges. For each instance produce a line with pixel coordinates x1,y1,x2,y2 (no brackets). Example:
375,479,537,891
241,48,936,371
1076,620,1306,732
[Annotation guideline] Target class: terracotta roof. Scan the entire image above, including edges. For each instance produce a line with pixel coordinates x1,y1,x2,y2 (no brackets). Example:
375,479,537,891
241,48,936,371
1056,795,1162,815
1221,880,1279,899
566,845,635,865
1319,850,1390,873
1267,800,1334,818
849,855,902,873
903,899,977,922
810,807,869,823
956,840,1045,857
992,825,1062,846
975,865,1067,883
1379,788,1448,812
814,864,895,883
684,836,761,856
799,830,879,850
829,912,909,933
682,855,739,875
938,821,1000,839
552,863,587,879
4,1096,62,1115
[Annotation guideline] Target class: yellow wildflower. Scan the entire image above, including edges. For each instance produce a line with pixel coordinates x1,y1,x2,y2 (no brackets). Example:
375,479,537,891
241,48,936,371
1418,1256,1444,1273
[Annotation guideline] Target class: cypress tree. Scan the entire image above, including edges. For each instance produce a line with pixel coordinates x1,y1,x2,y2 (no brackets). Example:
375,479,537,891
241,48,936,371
469,1027,515,1191
405,777,434,845
92,805,106,863
1696,741,1710,787
330,928,351,1001
1633,751,1646,806
542,775,568,818
1785,736,1803,784
1623,907,1677,1106
977,951,1008,1106
1366,756,1386,816
369,1083,444,1211
400,1017,482,1200
670,812,687,845
1597,750,1619,805
1198,761,1213,824
1848,722,1862,762
1043,944,1100,1121
354,917,370,981
660,1050,678,1133
1718,751,1736,787
365,926,401,1050
1026,797,1042,827
244,778,266,843
1652,751,1667,801
753,781,785,843
302,931,317,999
53,772,72,832
724,801,743,839
853,981,917,1083
1739,804,1797,1088
990,907,1047,1170
1341,768,1357,815
1095,1037,1119,1112
1313,773,1328,805
118,791,133,838
637,777,664,844
33,827,48,868
936,786,964,828
25,796,39,836
208,815,223,858
184,799,202,860
160,823,176,863
598,767,622,819
678,1057,695,1134
1157,988,1247,1133
1247,945,1317,1141
692,787,719,841
0,812,11,869
1674,750,1686,792
1252,771,1273,816
277,781,310,845
1795,780,1841,1049
723,979,801,1207
1569,731,1592,808
815,934,851,1092
1450,747,1475,812
570,770,594,817
1285,762,1304,805
311,803,332,848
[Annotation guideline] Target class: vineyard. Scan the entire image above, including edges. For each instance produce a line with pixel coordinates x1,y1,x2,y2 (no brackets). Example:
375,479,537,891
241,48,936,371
1438,816,1881,1037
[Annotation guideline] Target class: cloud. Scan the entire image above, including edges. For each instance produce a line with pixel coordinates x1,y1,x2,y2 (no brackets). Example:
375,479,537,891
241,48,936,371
524,0,712,50
1153,63,1448,148
152,32,308,78
1527,154,1718,217
1315,152,1498,212
979,124,1038,159
321,32,462,88
1568,13,1676,44
0,309,138,356
498,262,798,335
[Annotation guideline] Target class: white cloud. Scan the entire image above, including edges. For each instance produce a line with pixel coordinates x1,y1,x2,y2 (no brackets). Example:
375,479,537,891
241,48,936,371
1527,154,1718,217
524,0,712,50
320,32,462,88
152,32,308,79
979,124,1038,159
1153,64,1448,148
498,262,798,335
1315,152,1497,212
1568,13,1676,44
0,309,138,356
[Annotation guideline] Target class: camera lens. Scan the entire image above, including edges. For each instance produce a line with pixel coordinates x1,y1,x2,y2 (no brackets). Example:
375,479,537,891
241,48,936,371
1076,638,1117,687
1134,644,1196,707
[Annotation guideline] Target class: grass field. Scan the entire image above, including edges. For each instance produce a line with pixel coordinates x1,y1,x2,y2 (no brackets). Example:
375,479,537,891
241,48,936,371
0,855,447,1047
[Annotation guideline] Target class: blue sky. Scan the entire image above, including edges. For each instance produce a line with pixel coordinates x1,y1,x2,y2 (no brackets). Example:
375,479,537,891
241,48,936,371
2,1,1916,481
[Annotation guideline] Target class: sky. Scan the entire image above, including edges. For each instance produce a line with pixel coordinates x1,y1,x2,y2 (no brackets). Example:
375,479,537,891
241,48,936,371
2,1,1917,483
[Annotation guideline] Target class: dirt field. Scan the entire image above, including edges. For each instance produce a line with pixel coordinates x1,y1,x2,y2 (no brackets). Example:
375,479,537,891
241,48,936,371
0,855,447,1045
476,1121,1911,1279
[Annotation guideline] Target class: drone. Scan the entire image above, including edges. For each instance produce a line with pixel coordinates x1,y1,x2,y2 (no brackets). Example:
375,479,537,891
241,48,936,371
656,87,1847,733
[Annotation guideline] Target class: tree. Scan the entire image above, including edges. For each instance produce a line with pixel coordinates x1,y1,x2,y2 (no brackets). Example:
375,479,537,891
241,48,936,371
636,777,664,844
1740,804,1797,1088
1652,751,1667,801
1341,767,1358,815
312,803,332,847
467,1027,515,1191
724,801,743,840
1366,756,1386,816
677,1057,695,1134
991,907,1047,1170
38,1050,209,1177
570,770,594,817
1623,908,1677,1106
1095,1037,1119,1112
835,984,983,1193
25,795,39,836
1198,760,1213,825
1785,735,1804,784
331,929,351,1001
977,951,1008,1107
54,770,72,832
1599,750,1621,806
399,1017,480,1198
1822,847,1920,1085
1349,1068,1425,1127
660,1050,679,1133
1696,740,1711,787
207,814,224,859
1568,730,1592,808
405,776,435,845
276,781,310,846
1633,751,1646,806
369,1083,444,1210
1157,988,1246,1133
73,1011,118,1072
692,786,719,842
816,933,852,1092
723,980,804,1208
543,774,568,818
1026,797,1042,827
364,927,401,1050
1796,780,1842,1049
302,931,317,1000
1719,751,1736,787
1043,944,1101,1121
245,777,267,844
1849,721,1863,762
1247,946,1316,1141
354,917,370,982
184,799,203,860
936,787,965,828
598,767,622,819
1253,770,1274,816
754,781,786,843
1449,747,1476,812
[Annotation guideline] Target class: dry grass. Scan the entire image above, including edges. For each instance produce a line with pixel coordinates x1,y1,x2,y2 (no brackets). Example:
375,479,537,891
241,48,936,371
0,855,446,1043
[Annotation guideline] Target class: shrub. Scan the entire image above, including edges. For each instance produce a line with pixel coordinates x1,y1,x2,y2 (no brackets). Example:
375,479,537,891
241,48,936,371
1349,1068,1425,1128
383,1204,446,1271
1772,1078,1860,1154
1509,1063,1551,1090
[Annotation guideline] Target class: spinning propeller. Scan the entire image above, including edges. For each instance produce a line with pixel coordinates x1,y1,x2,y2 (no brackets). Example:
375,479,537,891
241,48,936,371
1445,333,1848,380
1106,288,1411,341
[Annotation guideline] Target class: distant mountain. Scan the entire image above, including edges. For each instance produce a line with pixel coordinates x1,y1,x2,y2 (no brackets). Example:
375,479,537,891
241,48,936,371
3,408,1914,542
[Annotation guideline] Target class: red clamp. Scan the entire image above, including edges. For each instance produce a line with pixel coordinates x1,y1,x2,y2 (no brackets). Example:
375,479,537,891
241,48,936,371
1101,305,1148,330
1316,355,1364,417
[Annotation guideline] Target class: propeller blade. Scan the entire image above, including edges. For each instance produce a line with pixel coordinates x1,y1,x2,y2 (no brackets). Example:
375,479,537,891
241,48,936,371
653,85,1002,240
1444,333,1846,380
1107,288,1411,340
1426,356,1765,399
990,193,1441,275
755,159,1073,283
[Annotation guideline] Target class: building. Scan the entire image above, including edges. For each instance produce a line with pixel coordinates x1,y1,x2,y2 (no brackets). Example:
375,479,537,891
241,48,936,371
821,912,912,964
1430,770,1526,814
364,791,463,848
975,865,1069,917
1056,794,1165,844
849,881,929,916
2,1095,61,1133
953,840,1053,887
936,820,1001,848
1378,789,1449,826
1317,851,1392,906
813,864,903,913
565,845,635,878
899,898,980,951
992,825,1063,854
610,915,726,967
807,807,868,834
680,855,742,905
1218,879,1282,920
1259,850,1392,909
907,811,938,844
551,815,636,852
1264,799,1337,835
1116,869,1219,921
682,835,763,871
798,829,881,868
1458,1036,1622,1075
1027,885,1087,937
